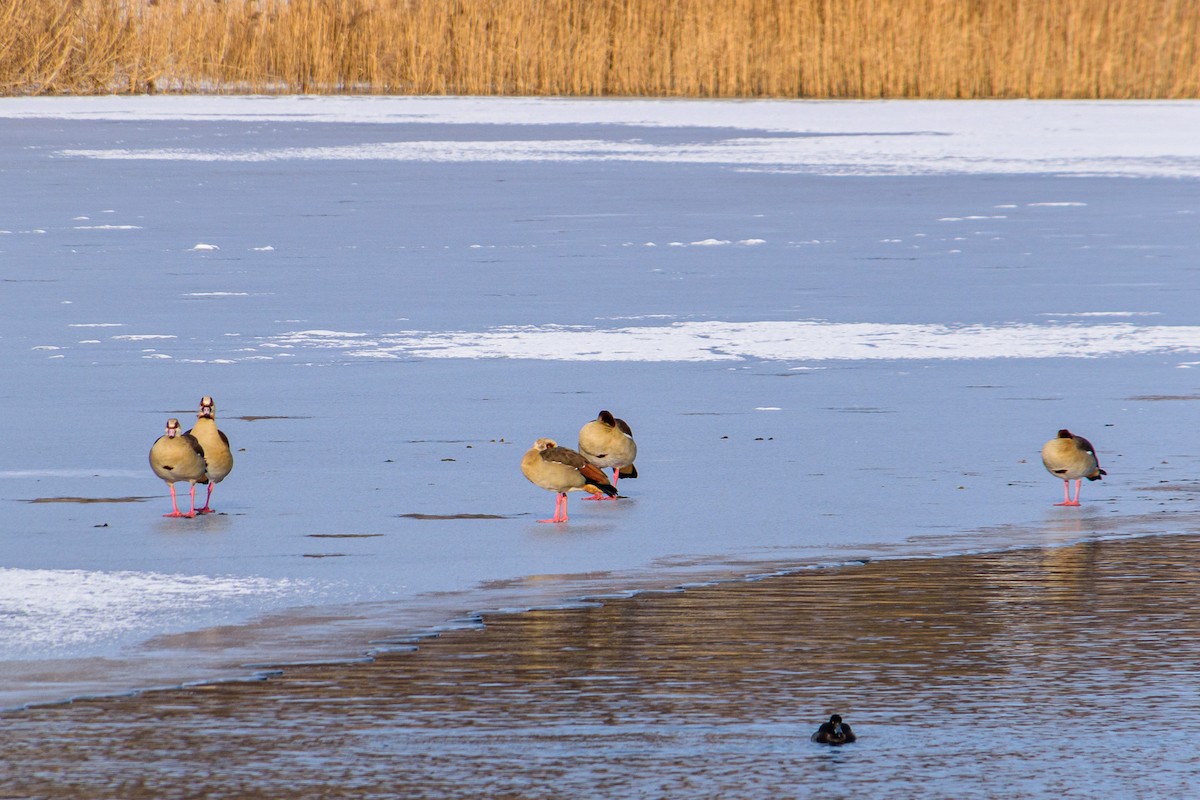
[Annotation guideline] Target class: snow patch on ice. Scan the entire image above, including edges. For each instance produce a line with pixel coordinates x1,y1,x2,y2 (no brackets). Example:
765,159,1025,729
291,329,370,338
190,243,220,251
0,568,309,656
58,138,1200,179
112,334,176,341
258,321,1200,363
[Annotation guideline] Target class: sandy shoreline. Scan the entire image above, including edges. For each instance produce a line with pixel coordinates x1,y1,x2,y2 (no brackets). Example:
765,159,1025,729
3,532,1197,798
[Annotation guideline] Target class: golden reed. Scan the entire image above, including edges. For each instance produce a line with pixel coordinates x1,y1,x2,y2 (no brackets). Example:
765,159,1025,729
2,0,1198,97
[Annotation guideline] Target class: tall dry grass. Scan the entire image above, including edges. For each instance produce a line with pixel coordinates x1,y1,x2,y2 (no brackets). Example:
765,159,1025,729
1,0,1198,97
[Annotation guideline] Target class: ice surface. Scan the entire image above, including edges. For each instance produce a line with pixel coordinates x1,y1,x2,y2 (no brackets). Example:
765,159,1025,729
0,568,309,656
6,95,1199,176
2,96,1200,708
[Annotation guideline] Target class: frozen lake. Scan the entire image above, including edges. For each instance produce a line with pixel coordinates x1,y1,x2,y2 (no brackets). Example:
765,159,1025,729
2,97,1200,711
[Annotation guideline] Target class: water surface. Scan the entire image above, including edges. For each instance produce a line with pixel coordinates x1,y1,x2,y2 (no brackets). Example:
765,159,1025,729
3,533,1196,798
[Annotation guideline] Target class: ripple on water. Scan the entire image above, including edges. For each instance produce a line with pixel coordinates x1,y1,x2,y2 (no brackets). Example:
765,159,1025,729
2,534,1200,798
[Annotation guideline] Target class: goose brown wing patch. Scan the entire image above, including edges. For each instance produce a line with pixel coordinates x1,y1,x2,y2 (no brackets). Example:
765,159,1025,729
577,462,612,487
540,445,589,470
615,418,633,436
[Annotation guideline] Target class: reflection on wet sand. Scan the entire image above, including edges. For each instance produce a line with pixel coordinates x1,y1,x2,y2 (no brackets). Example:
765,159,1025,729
3,534,1200,798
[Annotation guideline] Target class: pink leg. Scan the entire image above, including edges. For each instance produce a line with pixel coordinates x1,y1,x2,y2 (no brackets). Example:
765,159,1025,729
164,484,182,517
1054,479,1081,507
164,483,195,518
196,483,216,514
539,492,569,523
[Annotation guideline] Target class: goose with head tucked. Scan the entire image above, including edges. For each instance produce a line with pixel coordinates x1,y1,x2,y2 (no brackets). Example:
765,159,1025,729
521,438,617,522
1041,428,1106,506
578,410,638,497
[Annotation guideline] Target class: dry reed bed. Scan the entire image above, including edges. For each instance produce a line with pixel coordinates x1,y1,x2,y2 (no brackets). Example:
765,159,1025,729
2,0,1198,98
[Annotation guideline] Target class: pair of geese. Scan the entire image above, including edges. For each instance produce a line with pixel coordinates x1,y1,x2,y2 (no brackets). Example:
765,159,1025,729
148,396,234,518
521,423,1106,523
521,410,638,523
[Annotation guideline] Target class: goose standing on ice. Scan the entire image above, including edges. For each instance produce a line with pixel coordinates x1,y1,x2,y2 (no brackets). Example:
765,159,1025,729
578,410,638,496
149,418,208,518
521,438,618,522
186,396,233,514
1041,428,1106,506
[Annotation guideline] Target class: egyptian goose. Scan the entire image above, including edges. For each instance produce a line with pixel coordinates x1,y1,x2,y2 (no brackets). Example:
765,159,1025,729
521,438,618,522
578,410,638,496
811,714,856,745
185,396,233,514
1041,428,1106,506
149,418,209,518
